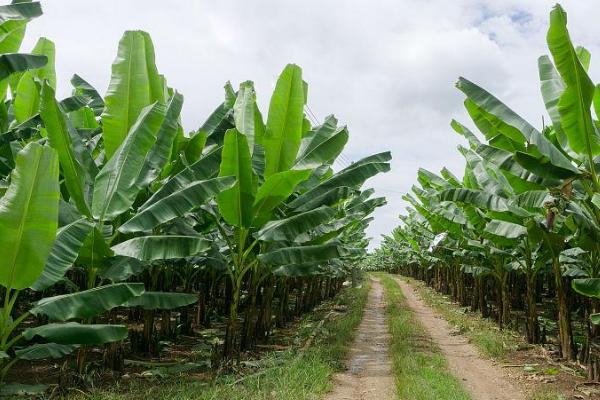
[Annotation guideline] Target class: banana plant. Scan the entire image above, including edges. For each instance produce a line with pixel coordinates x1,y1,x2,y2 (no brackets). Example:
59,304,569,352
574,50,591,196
208,65,390,359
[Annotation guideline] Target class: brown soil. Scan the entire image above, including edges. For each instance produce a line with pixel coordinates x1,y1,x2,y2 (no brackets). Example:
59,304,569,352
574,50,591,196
392,276,525,400
325,277,396,400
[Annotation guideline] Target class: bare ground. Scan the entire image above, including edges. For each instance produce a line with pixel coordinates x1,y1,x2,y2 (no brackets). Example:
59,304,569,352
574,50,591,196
325,277,396,400
392,275,525,400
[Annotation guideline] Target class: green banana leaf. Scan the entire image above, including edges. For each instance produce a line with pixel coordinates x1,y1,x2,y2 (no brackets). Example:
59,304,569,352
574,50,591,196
252,169,312,226
111,235,210,261
273,263,326,278
0,53,47,81
31,37,55,88
538,55,567,146
451,119,482,146
76,226,114,268
572,278,600,299
98,256,146,282
143,145,222,207
23,323,128,345
0,142,59,289
484,220,527,239
30,283,145,321
512,190,551,212
439,188,509,212
123,292,197,310
259,243,357,266
456,77,578,174
256,206,335,242
70,74,104,115
30,218,94,291
264,64,305,177
289,152,391,208
182,130,207,165
40,82,91,216
513,150,579,180
119,176,235,233
233,81,258,153
292,186,352,212
13,71,39,123
15,343,79,360
217,129,255,227
547,5,599,157
294,115,348,169
101,30,165,158
135,92,184,188
92,102,166,221
0,2,42,23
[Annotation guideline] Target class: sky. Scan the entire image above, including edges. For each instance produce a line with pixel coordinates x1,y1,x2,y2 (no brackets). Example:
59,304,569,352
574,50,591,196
21,0,600,248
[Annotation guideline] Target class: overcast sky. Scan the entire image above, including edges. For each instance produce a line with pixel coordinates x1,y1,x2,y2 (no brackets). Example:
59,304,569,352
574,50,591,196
21,0,600,247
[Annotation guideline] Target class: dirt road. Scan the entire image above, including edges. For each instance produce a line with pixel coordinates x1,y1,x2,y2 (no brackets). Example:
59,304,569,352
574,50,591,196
392,276,524,400
325,277,396,400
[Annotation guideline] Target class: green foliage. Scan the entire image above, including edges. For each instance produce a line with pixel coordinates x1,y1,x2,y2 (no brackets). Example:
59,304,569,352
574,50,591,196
0,0,390,390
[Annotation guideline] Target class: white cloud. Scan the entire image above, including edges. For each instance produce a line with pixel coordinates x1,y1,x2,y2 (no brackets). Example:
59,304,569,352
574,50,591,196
20,0,600,248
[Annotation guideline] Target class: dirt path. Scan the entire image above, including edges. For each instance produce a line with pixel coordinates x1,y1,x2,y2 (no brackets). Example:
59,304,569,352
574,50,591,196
392,276,525,400
325,277,396,400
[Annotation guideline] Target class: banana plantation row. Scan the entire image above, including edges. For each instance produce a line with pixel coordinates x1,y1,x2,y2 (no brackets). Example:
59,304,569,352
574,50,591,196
372,4,600,381
0,2,389,392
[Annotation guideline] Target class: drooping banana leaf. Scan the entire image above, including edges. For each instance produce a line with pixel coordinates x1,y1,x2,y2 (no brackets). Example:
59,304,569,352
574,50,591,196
456,77,578,175
23,323,128,345
288,152,391,208
0,2,42,23
513,150,579,180
30,283,145,321
259,243,359,266
484,220,527,240
291,186,352,212
123,292,197,310
294,115,348,169
438,188,509,212
572,278,600,300
256,206,335,242
98,256,147,282
252,169,312,226
112,235,211,261
142,145,222,207
0,53,47,81
30,218,93,291
15,343,79,361
70,74,104,115
119,176,235,233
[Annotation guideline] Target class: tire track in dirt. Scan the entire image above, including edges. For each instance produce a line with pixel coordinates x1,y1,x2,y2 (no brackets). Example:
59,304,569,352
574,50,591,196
392,276,525,400
325,277,396,400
